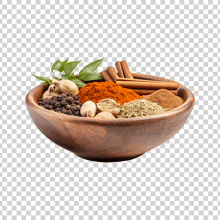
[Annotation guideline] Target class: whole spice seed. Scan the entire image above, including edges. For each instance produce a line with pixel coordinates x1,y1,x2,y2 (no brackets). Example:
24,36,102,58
94,111,115,119
80,101,97,118
38,92,83,116
117,99,170,118
97,98,120,116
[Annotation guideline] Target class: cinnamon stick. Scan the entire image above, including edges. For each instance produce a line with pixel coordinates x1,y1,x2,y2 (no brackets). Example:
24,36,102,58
116,77,155,82
115,61,124,78
132,73,171,82
133,89,177,95
121,60,133,79
107,66,119,83
100,70,114,82
117,81,178,90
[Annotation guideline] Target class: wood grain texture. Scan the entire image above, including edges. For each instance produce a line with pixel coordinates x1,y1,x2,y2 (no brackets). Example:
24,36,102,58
26,75,195,162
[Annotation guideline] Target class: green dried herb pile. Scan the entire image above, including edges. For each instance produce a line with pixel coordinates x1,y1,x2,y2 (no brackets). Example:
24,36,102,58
117,99,170,118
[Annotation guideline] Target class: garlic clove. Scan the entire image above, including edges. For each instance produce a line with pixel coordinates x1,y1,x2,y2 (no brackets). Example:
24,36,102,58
80,101,97,118
52,79,79,95
42,89,50,99
49,84,61,94
94,111,115,119
42,85,60,99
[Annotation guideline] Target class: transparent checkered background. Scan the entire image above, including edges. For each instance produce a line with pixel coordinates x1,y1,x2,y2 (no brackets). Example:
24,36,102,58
0,0,219,219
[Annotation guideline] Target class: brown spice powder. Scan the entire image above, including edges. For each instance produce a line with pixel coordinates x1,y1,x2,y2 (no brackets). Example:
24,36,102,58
142,89,184,109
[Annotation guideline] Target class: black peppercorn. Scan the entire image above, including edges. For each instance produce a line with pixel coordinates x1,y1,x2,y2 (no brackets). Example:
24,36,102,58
66,104,71,109
62,108,68,114
75,111,80,116
61,93,68,98
51,100,56,105
66,96,73,102
57,95,62,101
67,110,73,115
61,100,66,106
38,92,82,117
76,105,81,111
44,104,50,109
38,98,44,103
46,99,51,105
55,102,61,108
55,108,61,112
70,106,76,111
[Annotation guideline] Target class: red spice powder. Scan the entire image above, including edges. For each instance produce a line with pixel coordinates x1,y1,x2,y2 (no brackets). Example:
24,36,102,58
78,81,141,106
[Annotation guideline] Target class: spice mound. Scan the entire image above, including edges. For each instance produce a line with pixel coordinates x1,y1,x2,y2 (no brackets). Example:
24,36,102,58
117,99,169,118
78,81,141,106
38,92,82,116
143,89,184,109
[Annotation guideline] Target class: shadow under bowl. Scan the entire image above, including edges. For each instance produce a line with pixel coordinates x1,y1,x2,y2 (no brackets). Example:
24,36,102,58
26,74,195,162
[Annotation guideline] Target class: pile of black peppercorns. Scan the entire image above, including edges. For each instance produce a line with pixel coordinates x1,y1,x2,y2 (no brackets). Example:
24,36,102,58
38,92,83,116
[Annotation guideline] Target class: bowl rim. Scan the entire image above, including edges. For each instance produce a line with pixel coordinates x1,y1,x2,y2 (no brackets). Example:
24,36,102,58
26,75,195,125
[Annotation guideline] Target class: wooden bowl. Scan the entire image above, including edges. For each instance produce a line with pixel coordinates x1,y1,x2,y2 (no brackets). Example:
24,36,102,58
26,74,194,162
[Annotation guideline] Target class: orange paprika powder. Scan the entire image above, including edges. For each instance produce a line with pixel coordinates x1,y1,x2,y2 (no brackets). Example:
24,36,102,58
78,81,141,106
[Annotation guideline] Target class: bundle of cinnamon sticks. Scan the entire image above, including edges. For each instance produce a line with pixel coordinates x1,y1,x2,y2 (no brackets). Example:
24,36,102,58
100,61,178,95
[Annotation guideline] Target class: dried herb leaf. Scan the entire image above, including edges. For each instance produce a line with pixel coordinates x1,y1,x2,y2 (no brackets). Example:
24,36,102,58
61,74,69,80
51,60,62,72
32,74,52,85
79,58,103,78
63,61,81,76
68,76,86,87
79,73,102,81
58,58,68,72
52,76,61,80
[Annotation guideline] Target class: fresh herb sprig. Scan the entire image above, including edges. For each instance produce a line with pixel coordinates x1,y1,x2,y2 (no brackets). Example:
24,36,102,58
32,58,103,87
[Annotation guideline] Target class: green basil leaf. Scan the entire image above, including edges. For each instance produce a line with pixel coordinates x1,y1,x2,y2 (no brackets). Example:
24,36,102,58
61,74,69,80
58,58,68,72
79,73,103,81
91,70,98,74
69,72,74,78
63,61,81,76
32,74,52,84
68,76,86,87
51,60,62,72
79,58,103,78
52,76,61,80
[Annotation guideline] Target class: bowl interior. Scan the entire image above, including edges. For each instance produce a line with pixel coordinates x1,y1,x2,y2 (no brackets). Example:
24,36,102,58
26,74,195,124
